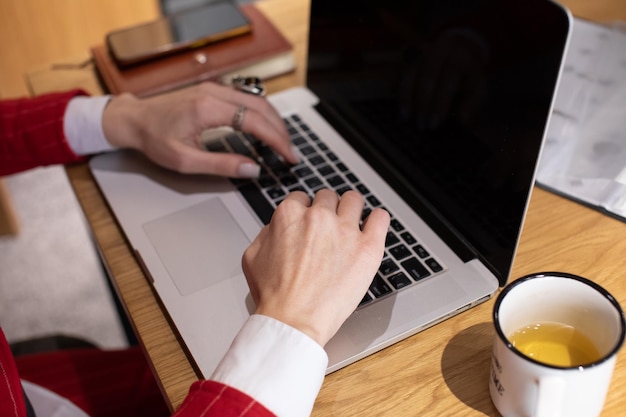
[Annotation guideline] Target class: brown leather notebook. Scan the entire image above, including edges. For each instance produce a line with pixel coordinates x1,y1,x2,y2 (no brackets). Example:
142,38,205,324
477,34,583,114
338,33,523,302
91,4,295,97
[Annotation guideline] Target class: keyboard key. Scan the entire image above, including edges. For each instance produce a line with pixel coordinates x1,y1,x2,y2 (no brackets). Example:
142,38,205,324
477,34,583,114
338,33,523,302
327,175,345,187
388,272,412,290
309,155,326,166
261,151,283,169
379,258,399,275
400,231,417,245
367,195,381,206
401,258,431,281
425,258,443,272
230,177,250,186
225,134,253,158
336,185,352,195
318,165,335,176
204,140,227,152
390,219,404,231
385,232,400,247
300,145,316,155
413,244,430,258
356,184,370,194
293,166,313,178
389,244,411,260
267,187,286,200
305,177,324,189
279,174,299,187
346,173,359,183
369,274,392,298
258,176,277,188
273,166,291,177
288,185,307,194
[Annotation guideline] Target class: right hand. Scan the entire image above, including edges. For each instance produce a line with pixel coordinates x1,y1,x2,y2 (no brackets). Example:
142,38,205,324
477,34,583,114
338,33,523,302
242,190,390,346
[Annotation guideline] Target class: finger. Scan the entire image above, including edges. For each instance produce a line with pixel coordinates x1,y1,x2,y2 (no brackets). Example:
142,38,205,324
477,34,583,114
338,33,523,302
211,99,297,165
361,207,391,240
283,190,312,207
167,141,261,177
336,190,365,225
196,83,298,164
196,94,286,146
198,82,287,135
311,188,339,211
236,105,299,165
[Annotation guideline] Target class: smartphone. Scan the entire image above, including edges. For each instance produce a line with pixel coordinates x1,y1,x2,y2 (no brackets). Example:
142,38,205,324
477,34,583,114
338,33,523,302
106,1,251,67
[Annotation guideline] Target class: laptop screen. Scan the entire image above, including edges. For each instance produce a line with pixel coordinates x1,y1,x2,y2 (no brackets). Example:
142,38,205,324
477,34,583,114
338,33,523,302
307,0,570,284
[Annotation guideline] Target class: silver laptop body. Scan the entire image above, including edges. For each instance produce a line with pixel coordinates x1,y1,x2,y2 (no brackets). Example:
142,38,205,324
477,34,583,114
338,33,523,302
90,0,571,375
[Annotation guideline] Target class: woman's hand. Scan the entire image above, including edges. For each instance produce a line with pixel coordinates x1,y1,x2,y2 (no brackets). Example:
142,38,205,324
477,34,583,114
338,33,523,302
242,190,390,346
102,82,298,177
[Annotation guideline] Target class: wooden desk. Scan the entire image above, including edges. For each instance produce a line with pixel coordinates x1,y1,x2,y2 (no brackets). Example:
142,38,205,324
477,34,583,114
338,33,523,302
59,0,626,415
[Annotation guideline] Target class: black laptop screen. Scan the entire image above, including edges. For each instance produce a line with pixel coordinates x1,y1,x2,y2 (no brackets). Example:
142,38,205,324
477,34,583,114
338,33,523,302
307,0,570,284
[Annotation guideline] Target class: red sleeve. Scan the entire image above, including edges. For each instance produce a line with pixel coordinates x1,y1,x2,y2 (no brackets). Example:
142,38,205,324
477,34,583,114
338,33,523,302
0,329,28,417
0,89,88,176
174,380,276,417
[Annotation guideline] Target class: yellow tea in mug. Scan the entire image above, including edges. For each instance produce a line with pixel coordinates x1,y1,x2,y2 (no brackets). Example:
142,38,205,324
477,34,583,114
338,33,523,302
508,322,602,367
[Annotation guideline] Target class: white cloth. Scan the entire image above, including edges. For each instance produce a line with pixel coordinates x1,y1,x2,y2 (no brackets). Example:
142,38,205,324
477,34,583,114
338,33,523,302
211,315,328,417
63,96,115,156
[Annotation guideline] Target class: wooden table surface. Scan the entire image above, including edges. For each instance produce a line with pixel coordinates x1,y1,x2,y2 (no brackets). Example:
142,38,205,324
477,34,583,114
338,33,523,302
38,0,626,415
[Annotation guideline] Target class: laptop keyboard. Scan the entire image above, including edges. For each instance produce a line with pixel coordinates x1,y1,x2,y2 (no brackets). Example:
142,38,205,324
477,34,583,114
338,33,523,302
204,114,446,307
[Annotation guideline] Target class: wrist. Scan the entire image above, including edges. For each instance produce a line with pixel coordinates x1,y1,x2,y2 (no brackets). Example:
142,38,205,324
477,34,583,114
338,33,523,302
63,95,116,156
101,92,144,150
255,305,328,347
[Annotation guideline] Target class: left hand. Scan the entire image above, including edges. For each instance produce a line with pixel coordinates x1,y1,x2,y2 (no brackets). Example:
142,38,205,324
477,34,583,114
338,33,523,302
101,82,298,177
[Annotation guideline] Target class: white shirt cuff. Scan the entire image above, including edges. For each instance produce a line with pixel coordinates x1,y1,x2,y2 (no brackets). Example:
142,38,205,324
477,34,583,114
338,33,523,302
63,95,116,156
210,314,328,417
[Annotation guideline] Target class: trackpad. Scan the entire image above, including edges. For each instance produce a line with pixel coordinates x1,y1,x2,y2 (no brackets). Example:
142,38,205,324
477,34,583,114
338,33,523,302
143,198,251,296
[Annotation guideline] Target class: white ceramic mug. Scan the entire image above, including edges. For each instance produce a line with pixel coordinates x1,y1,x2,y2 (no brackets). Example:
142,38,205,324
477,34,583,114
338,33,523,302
489,272,625,417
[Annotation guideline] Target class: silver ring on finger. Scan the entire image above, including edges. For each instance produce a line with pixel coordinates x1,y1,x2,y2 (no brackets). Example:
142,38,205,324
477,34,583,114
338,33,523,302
231,104,247,131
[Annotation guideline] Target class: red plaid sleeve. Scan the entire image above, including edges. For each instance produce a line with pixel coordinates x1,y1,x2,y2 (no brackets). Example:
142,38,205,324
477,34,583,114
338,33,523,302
0,90,88,176
0,329,28,417
174,380,276,417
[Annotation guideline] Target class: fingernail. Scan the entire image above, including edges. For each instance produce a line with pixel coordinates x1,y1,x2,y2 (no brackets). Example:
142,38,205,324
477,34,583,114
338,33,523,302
238,162,261,178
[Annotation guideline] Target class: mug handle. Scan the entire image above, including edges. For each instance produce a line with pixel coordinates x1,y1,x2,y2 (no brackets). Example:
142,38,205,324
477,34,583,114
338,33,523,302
535,376,565,417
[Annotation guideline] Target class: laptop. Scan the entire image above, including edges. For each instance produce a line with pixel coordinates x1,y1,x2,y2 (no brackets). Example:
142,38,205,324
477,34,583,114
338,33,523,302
89,0,571,376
